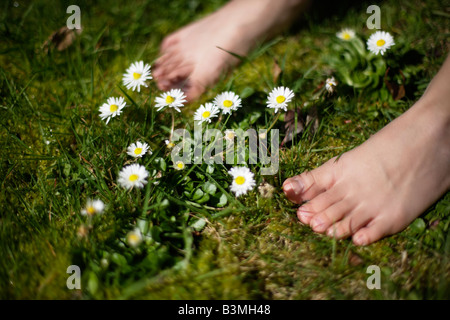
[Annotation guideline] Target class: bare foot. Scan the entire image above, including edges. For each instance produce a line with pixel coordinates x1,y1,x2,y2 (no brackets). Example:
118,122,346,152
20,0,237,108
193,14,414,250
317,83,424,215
283,57,450,246
153,0,309,101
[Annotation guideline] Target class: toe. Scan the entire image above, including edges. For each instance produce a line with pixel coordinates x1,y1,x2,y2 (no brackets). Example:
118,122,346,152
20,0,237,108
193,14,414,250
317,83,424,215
352,217,392,246
283,157,337,204
183,80,206,102
325,207,372,239
160,33,179,52
308,198,350,233
153,53,184,79
296,190,343,226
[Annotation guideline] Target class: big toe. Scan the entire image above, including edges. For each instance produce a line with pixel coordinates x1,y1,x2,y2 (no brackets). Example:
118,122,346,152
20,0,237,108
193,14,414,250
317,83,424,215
283,158,336,204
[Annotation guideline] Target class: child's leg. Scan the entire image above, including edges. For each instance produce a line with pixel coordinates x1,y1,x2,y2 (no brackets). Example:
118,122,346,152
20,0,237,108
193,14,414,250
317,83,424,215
283,55,450,245
153,0,310,101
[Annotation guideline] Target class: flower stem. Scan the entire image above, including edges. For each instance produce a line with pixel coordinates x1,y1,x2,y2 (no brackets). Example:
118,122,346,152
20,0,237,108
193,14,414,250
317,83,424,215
266,112,281,132
169,108,175,141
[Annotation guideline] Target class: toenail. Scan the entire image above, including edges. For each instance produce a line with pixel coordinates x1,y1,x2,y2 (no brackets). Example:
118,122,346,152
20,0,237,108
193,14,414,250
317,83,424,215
288,178,303,195
298,207,313,217
311,218,324,230
353,234,367,246
282,181,292,193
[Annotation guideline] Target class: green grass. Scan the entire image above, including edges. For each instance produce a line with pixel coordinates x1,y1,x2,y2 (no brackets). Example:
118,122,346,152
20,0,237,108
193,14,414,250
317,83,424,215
0,0,449,299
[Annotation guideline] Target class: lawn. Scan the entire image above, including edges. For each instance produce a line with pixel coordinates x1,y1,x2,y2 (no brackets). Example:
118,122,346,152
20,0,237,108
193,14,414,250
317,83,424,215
0,0,449,300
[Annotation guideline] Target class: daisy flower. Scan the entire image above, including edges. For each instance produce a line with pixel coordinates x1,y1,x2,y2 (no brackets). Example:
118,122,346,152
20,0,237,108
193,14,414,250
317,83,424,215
325,77,337,93
154,88,187,112
213,91,242,114
126,228,143,248
165,140,175,149
99,97,126,124
266,86,294,113
81,199,105,216
224,129,236,142
122,61,152,92
127,141,151,158
174,160,185,170
117,163,149,189
367,31,395,55
228,166,256,197
336,28,355,41
194,102,220,124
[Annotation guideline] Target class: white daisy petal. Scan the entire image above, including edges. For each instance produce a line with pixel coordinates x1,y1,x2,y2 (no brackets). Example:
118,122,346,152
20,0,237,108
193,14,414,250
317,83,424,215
126,141,151,158
367,31,395,55
228,166,256,197
325,76,337,93
213,91,242,114
81,199,105,216
122,61,152,92
117,163,149,189
336,28,356,41
126,228,142,248
154,88,187,113
193,102,220,124
174,160,185,170
99,96,126,124
266,86,294,113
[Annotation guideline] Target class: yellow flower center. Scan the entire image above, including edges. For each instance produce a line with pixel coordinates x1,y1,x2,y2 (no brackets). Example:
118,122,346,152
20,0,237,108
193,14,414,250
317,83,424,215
128,234,140,243
202,111,211,118
376,39,386,47
276,95,286,104
134,148,142,155
86,206,96,216
129,174,139,182
176,162,184,169
235,176,246,185
165,95,175,104
226,132,235,140
223,100,233,108
133,72,141,80
167,142,175,148
110,104,118,112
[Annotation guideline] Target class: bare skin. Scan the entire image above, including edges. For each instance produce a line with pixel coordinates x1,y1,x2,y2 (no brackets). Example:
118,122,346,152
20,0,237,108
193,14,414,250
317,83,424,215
283,55,450,245
155,0,450,245
153,0,309,101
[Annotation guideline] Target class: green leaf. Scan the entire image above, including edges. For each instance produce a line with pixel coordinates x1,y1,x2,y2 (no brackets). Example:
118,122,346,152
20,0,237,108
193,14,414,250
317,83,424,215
191,188,204,201
87,272,99,295
111,253,127,267
191,218,207,231
202,181,217,195
217,193,228,207
410,218,426,234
